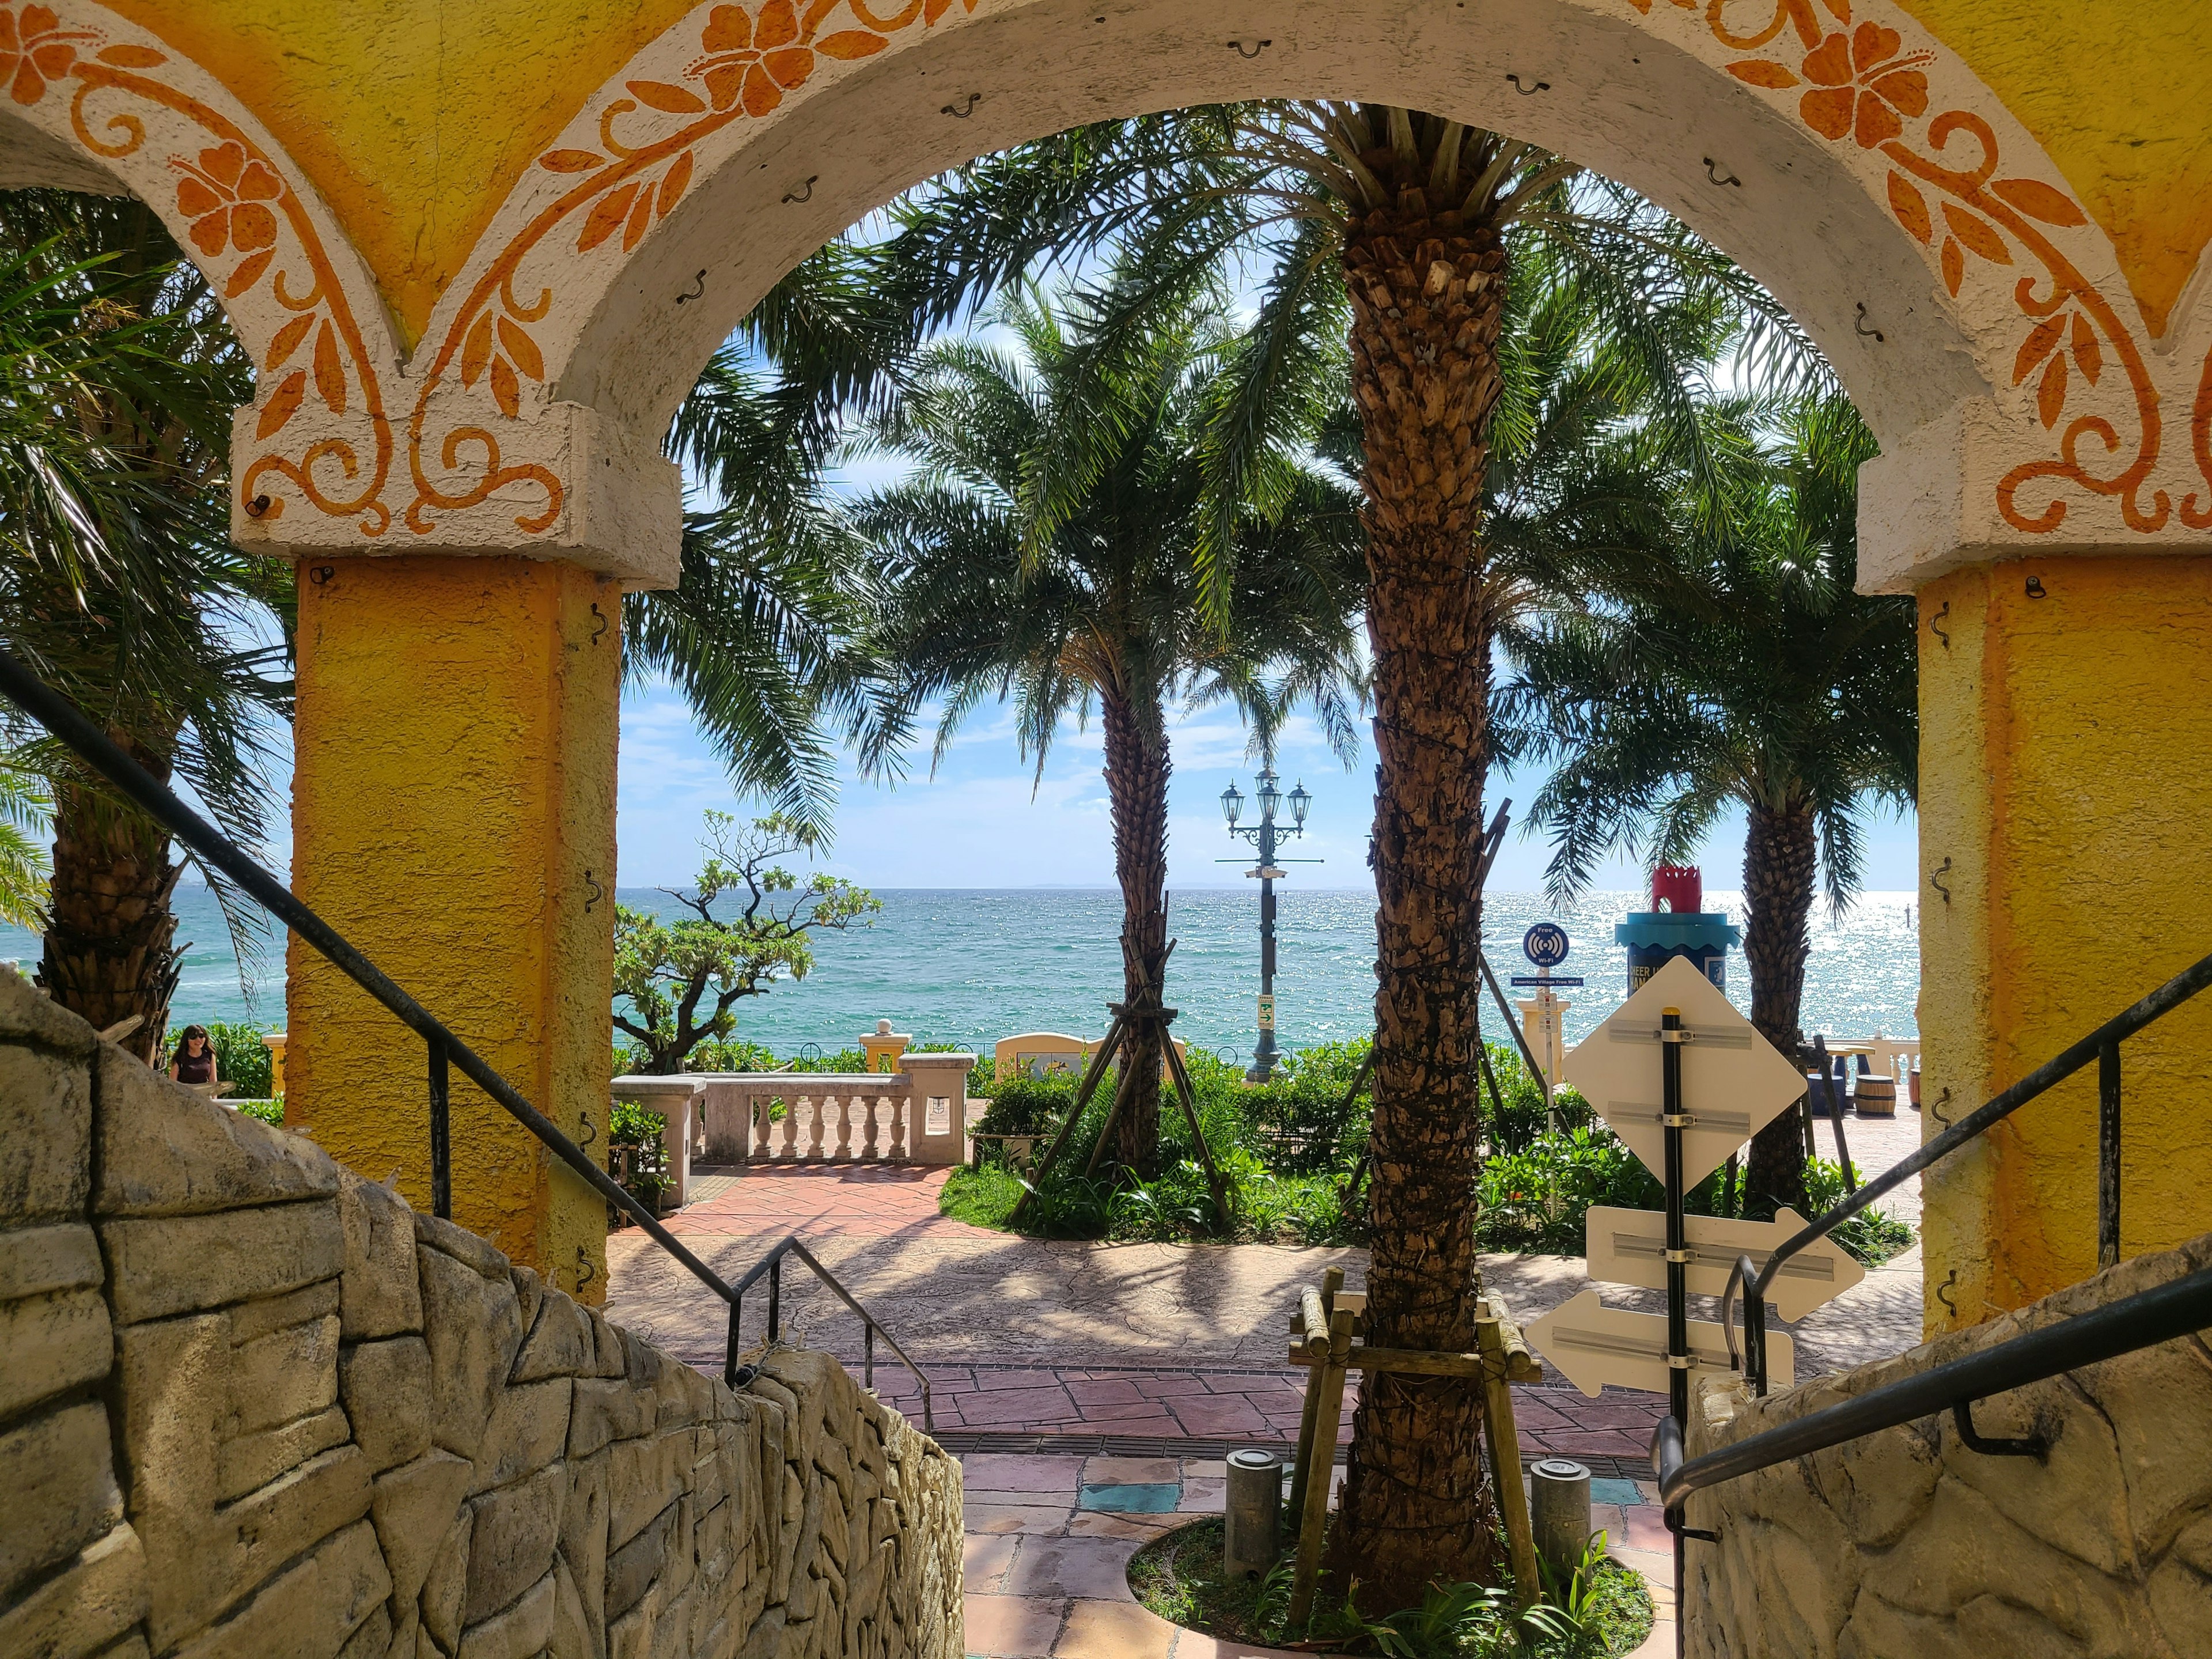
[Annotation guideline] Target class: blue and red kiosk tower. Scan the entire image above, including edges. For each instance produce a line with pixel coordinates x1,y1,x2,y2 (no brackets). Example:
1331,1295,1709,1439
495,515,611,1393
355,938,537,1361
1616,865,1740,991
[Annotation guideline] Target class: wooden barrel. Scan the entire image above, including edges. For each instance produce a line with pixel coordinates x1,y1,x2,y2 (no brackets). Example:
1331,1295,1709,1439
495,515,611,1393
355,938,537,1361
1856,1075,1899,1116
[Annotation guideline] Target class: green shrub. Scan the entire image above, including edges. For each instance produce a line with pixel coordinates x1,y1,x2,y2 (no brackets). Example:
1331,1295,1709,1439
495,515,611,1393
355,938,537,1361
1804,1156,1916,1265
234,1099,284,1126
974,1073,1075,1139
608,1099,665,1147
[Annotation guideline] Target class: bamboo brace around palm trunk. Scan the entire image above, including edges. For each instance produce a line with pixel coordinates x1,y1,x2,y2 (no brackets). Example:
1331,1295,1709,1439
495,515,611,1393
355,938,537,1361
1009,927,1228,1229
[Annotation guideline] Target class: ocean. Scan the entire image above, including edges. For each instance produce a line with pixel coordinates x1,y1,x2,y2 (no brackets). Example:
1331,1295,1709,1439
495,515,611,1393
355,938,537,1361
0,884,1920,1057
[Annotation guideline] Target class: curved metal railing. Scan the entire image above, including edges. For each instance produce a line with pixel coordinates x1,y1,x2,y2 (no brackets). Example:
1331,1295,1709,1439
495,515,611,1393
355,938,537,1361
0,648,930,1429
1719,944,2212,1396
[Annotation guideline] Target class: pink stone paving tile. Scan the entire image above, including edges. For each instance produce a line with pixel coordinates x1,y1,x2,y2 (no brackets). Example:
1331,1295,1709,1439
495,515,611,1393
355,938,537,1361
965,1594,1068,1657
1176,1479,1226,1513
1167,1397,1268,1437
966,1532,1021,1593
1620,1505,1673,1553
1008,1537,1145,1600
1077,1400,1191,1425
1067,1378,1145,1407
967,1504,1076,1536
1068,1510,1184,1541
1054,1598,1176,1659
961,1455,1086,1494
973,1370,1066,1391
957,1387,1082,1426
1084,1456,1183,1485
1134,1374,1215,1399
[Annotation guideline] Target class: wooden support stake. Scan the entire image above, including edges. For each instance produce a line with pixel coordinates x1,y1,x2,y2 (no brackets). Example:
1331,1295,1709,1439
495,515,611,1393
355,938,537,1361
1010,1011,1127,1228
1289,1297,1354,1630
1287,1269,1343,1525
1160,1029,1230,1227
1478,1298,1541,1608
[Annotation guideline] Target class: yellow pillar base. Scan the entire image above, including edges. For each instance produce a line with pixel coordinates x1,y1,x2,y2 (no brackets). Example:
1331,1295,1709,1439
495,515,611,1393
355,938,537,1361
286,555,619,1302
1919,554,2212,1333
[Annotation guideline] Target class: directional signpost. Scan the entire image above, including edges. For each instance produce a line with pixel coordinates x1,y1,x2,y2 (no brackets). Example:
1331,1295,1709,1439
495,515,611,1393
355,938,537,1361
1584,1205,1863,1323
1525,956,1831,1421
1523,1289,1795,1397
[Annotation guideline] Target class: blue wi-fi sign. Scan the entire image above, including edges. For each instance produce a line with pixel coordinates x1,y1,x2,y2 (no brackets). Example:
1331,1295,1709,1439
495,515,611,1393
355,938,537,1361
1522,923,1570,968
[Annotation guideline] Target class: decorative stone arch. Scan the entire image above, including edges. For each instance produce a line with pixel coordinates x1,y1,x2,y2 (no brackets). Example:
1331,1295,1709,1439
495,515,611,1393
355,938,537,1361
0,1,403,536
250,0,2212,593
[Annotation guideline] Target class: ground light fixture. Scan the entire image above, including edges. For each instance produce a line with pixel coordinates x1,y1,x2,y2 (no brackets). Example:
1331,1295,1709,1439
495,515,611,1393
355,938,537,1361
1218,766,1323,1080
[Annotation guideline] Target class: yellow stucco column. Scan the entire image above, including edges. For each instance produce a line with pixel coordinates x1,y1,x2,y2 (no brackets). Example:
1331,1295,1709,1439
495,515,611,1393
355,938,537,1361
1918,555,2212,1332
286,555,620,1302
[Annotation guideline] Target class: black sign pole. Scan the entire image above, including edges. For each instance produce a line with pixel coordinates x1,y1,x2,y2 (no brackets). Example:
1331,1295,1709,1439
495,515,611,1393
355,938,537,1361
1662,1004,1691,1659
1661,1008,1690,1427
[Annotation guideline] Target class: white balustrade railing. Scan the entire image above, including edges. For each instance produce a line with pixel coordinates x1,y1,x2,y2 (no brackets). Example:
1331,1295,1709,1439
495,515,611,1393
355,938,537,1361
616,1053,974,1180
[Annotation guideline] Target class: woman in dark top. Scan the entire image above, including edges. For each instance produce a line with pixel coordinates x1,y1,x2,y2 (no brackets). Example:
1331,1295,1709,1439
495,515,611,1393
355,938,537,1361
169,1025,218,1086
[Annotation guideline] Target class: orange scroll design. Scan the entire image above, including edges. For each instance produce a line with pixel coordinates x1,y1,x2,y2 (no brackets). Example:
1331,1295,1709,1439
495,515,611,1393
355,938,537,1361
2186,347,2212,532
1,5,393,533
405,0,972,538
1651,0,2168,536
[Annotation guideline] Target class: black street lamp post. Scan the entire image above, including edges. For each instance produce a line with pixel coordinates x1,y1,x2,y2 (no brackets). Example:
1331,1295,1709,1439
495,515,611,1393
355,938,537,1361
1219,767,1317,1080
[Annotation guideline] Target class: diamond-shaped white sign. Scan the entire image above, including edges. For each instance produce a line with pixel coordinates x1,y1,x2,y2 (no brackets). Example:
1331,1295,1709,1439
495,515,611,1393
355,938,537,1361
1562,955,1804,1188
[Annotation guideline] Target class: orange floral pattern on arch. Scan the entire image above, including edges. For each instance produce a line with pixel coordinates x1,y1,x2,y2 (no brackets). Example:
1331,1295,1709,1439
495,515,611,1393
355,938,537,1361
405,0,971,537
1637,0,2191,535
0,2,393,534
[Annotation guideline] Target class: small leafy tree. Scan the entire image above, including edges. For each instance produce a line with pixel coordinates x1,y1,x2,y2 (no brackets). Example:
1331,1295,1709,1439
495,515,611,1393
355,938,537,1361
611,811,879,1074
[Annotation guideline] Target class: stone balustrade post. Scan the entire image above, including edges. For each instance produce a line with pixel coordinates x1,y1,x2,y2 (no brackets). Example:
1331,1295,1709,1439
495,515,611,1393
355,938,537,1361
898,1055,975,1166
610,1075,702,1211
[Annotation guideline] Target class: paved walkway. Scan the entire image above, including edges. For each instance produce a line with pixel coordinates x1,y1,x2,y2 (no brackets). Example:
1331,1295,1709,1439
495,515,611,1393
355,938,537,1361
953,1448,1675,1658
606,1107,1928,1656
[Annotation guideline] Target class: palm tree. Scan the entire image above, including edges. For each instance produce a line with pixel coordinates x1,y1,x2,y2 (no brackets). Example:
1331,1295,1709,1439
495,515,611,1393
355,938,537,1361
808,108,1817,1594
0,193,288,1059
855,285,1364,1170
1500,391,1916,1217
0,747,50,927
643,332,892,839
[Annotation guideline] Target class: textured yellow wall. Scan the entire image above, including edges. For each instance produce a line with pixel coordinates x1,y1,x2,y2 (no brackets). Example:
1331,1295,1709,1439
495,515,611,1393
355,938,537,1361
1918,556,2212,1330
104,0,2212,346
102,0,697,346
1896,0,2212,337
286,555,620,1298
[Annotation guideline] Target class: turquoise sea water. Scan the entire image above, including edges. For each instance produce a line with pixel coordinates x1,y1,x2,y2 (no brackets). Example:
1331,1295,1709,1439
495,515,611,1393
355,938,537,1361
0,884,1920,1056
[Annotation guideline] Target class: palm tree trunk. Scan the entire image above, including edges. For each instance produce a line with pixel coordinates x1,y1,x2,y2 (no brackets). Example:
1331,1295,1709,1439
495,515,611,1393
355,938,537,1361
1742,801,1817,1218
1100,684,1168,1174
37,736,182,1066
1331,181,1509,1600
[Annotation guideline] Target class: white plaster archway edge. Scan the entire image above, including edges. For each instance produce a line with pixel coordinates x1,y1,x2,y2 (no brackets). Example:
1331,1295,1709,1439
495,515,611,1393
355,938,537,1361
393,0,2212,591
12,0,2208,589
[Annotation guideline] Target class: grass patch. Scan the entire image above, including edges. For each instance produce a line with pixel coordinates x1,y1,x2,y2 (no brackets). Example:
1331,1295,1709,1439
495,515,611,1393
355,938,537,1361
1128,1516,1655,1657
938,1164,1024,1229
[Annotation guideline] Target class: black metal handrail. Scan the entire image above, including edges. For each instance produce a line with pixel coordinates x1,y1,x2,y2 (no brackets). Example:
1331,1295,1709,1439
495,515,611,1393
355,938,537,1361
1721,942,2212,1395
728,1235,932,1422
0,648,930,1428
1657,1261,2212,1509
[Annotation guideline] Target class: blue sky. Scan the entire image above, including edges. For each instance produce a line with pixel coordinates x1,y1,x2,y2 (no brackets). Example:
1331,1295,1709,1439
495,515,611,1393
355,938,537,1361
613,675,1920,894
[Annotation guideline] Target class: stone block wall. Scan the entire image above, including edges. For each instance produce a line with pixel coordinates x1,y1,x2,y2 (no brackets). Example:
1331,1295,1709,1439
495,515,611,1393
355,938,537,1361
1683,1230,2212,1657
0,969,963,1659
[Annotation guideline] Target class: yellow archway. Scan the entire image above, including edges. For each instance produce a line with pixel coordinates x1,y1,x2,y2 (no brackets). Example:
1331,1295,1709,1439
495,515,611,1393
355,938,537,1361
10,0,2210,1320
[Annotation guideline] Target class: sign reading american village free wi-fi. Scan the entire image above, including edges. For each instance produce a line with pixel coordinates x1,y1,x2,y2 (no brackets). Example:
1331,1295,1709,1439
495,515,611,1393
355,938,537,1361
1525,956,1847,1399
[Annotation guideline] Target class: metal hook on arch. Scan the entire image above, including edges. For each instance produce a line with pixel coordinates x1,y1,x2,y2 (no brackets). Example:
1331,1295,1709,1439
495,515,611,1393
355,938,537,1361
1506,72,1550,95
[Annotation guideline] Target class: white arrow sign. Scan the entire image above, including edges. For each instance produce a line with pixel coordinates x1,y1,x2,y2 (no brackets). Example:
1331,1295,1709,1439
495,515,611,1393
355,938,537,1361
1562,955,1805,1188
1585,1205,1866,1323
1525,1289,1796,1399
